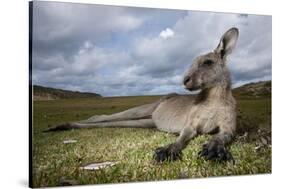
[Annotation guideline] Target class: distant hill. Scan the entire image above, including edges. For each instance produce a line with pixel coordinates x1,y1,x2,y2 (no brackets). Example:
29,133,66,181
233,80,271,99
33,85,102,101
33,81,271,101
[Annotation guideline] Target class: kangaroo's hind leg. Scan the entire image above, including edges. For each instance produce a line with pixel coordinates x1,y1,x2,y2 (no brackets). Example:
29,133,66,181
74,93,177,124
45,94,177,132
45,97,164,132
45,119,156,132
83,101,160,123
44,103,157,132
44,102,158,132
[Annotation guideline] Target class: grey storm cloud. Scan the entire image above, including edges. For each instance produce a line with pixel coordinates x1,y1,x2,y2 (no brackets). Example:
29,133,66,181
32,1,272,96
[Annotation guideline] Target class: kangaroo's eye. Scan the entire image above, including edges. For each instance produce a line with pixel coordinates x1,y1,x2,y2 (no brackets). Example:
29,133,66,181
203,59,214,66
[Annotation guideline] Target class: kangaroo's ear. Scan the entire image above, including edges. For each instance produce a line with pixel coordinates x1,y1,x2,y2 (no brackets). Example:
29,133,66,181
215,27,239,59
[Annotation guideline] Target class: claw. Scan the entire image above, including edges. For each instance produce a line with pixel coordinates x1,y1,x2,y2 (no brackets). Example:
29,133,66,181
153,143,182,162
198,140,234,162
198,144,208,157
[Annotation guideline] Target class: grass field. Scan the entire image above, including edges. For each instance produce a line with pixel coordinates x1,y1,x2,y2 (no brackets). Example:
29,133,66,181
32,95,271,187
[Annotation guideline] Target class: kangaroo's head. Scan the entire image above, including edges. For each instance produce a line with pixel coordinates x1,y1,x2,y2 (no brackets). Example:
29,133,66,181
183,27,239,91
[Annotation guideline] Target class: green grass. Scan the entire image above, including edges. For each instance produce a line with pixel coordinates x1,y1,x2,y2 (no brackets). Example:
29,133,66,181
32,95,271,187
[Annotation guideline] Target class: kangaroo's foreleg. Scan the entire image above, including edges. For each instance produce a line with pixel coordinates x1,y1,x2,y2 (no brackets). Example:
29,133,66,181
153,127,197,162
198,130,234,162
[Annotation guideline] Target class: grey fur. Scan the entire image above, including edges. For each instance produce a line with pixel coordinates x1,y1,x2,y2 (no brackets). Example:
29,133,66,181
48,28,239,162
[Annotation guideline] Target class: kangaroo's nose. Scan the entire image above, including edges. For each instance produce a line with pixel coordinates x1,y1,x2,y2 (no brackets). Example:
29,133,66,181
183,76,191,85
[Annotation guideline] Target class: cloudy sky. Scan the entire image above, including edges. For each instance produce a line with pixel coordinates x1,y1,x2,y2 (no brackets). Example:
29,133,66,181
32,1,272,97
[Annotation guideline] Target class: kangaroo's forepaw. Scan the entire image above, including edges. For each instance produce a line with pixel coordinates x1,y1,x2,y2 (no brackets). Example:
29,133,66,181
153,143,182,162
198,140,233,162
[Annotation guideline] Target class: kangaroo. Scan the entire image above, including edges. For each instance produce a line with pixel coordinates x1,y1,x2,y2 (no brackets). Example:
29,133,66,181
46,27,239,162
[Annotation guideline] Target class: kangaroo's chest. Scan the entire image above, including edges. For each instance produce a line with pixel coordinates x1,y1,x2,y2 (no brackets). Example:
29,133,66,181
188,103,223,134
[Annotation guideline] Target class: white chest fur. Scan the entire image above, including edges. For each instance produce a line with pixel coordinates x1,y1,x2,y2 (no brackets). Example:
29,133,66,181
188,102,230,134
